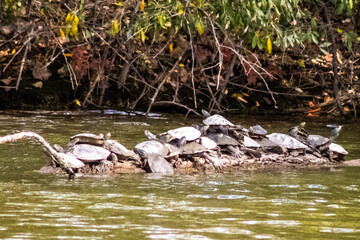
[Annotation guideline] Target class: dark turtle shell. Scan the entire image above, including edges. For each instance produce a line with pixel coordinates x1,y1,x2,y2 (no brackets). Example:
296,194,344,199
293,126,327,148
206,133,239,146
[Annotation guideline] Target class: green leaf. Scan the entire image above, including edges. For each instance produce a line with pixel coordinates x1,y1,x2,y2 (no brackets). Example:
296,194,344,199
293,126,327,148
319,42,332,48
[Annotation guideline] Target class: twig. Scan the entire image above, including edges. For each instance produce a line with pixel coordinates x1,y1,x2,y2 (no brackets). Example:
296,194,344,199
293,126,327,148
185,16,197,108
146,53,185,115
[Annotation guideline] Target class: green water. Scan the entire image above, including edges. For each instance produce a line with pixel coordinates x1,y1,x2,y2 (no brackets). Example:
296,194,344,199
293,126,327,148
0,110,360,239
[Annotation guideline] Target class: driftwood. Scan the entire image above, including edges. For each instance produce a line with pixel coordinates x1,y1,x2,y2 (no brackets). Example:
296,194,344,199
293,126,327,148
0,132,75,179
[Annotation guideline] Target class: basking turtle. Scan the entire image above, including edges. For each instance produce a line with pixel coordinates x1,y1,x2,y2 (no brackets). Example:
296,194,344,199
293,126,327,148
249,125,267,139
66,144,112,163
67,133,105,147
134,140,174,174
103,139,140,162
254,137,284,154
267,133,309,155
288,122,308,142
198,136,218,150
206,133,242,158
307,134,348,160
151,126,202,144
202,110,234,135
50,147,85,170
178,137,223,170
135,149,174,174
327,125,343,140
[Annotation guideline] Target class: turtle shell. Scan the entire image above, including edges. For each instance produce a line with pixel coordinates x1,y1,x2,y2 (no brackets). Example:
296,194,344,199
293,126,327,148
206,133,239,146
104,139,140,161
203,114,234,126
179,141,208,155
250,125,267,135
69,133,105,146
329,143,348,155
306,135,329,148
58,152,85,169
243,136,261,148
267,133,309,150
166,126,201,141
198,136,217,149
134,140,169,157
67,144,111,162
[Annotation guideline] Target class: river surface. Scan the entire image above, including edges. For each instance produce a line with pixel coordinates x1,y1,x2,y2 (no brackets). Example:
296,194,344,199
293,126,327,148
0,110,360,239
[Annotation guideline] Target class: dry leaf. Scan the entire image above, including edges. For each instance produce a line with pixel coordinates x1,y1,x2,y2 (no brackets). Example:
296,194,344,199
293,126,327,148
32,81,43,88
33,66,52,81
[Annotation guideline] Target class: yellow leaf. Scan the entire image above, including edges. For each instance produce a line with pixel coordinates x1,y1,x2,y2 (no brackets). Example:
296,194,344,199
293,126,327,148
60,28,65,38
169,43,174,54
298,59,305,68
267,38,272,54
117,0,123,6
197,21,204,35
73,15,79,26
350,0,353,9
140,29,145,42
344,106,350,112
65,13,72,24
40,8,44,15
111,20,119,36
179,63,184,67
75,99,81,106
65,53,72,57
72,25,78,37
11,49,16,54
337,28,343,34
141,0,145,11
178,3,183,14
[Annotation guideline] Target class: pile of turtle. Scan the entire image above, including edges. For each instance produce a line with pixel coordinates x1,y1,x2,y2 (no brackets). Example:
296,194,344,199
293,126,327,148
37,110,348,176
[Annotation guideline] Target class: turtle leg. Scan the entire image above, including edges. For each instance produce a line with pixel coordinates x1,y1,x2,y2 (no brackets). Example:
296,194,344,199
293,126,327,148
202,152,223,171
227,146,242,159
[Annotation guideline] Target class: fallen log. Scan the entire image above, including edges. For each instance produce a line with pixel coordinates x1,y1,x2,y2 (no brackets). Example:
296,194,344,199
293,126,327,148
0,132,76,179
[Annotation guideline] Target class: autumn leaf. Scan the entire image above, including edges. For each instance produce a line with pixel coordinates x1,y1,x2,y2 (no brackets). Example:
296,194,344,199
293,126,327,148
178,3,183,14
141,0,145,11
60,29,65,38
267,38,272,54
169,43,174,54
197,21,204,35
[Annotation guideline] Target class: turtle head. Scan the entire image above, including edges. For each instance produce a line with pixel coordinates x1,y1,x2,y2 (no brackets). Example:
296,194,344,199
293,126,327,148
144,130,157,140
105,132,111,140
249,126,254,134
299,122,306,128
201,109,211,118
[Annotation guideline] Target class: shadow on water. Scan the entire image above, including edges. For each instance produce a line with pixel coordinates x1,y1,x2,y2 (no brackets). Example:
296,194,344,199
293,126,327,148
0,110,360,239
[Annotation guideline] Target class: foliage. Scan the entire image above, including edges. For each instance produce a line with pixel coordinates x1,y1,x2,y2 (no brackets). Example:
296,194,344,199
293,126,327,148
0,0,359,116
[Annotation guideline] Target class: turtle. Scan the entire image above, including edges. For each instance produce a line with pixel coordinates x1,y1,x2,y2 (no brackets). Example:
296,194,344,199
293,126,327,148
150,126,202,144
198,136,218,150
206,133,242,158
202,109,234,135
177,138,223,170
103,139,140,162
327,125,343,140
67,133,105,147
288,122,308,142
306,134,348,160
254,137,284,154
267,133,309,155
134,140,175,174
248,125,267,139
66,144,113,163
49,148,85,170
